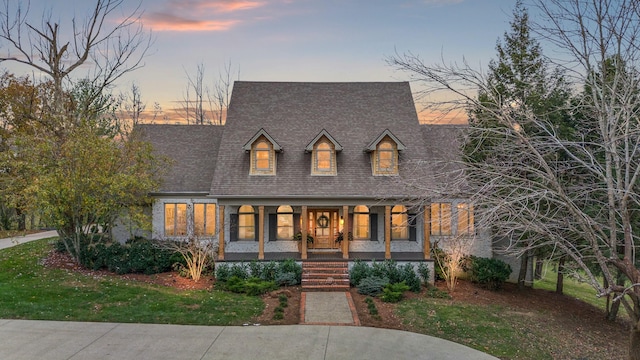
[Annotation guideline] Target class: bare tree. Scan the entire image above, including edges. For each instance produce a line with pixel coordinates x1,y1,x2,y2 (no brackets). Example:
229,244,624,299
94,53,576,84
176,61,237,125
389,1,640,358
0,0,152,119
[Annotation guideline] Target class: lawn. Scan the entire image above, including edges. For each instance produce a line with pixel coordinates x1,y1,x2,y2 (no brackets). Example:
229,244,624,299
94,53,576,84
0,238,263,325
532,262,607,310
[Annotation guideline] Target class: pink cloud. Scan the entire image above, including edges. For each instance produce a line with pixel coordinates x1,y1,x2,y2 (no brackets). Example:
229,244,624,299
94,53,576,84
144,13,238,31
143,1,265,32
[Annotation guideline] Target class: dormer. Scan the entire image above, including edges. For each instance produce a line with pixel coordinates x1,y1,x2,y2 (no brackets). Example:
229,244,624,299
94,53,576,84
243,128,282,175
365,129,406,176
305,129,342,176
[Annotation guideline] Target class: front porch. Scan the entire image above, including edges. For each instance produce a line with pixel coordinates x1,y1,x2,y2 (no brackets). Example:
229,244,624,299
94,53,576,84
217,204,433,262
218,251,431,262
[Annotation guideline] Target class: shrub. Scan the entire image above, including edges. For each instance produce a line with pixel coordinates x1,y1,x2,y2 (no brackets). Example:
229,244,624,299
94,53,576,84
229,263,250,280
220,276,277,295
349,259,371,286
275,272,298,286
260,261,279,282
371,260,402,283
470,257,512,290
357,276,389,296
399,264,421,292
59,238,183,275
215,263,231,282
277,259,302,284
380,281,410,303
425,286,451,299
417,262,431,284
248,260,263,279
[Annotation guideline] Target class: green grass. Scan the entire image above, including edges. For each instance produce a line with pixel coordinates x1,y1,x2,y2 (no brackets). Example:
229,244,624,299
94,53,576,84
396,297,554,359
0,238,264,325
532,263,606,310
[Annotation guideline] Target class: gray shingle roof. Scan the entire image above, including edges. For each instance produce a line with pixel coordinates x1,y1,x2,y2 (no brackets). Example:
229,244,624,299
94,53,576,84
210,81,435,198
137,124,224,193
138,82,469,200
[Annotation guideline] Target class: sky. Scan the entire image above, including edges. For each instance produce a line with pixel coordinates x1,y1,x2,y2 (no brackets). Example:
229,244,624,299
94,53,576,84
0,0,517,124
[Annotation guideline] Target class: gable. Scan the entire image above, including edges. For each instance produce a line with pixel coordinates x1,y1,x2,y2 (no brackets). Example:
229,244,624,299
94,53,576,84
210,81,438,198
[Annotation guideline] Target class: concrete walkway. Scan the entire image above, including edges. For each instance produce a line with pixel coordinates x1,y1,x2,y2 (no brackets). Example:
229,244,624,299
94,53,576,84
0,230,58,250
0,320,499,360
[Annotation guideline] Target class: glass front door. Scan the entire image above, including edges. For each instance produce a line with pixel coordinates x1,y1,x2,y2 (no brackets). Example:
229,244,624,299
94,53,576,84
310,209,339,249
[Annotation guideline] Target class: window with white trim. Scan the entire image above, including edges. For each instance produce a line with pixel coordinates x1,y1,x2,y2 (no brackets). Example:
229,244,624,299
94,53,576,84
194,203,216,236
457,203,474,235
431,203,452,235
164,203,187,236
312,138,336,175
251,138,275,175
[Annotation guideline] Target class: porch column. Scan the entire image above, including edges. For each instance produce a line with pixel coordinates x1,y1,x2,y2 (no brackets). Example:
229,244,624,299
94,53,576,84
258,206,265,260
423,205,431,260
385,205,391,259
218,205,225,260
342,205,349,259
301,206,308,260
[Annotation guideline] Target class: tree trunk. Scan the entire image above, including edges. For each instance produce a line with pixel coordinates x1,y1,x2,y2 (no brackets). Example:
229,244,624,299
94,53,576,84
556,255,565,294
518,250,529,290
535,258,543,280
630,319,640,360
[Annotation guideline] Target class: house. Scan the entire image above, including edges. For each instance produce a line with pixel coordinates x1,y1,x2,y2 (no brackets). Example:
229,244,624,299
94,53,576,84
130,81,492,280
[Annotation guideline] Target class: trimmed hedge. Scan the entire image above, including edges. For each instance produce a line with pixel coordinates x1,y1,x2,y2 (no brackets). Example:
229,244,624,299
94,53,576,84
56,237,184,275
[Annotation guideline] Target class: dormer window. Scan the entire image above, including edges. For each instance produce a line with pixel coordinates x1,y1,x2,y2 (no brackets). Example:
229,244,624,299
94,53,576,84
376,139,397,174
314,139,335,174
243,129,282,176
253,139,273,173
305,130,342,176
366,129,406,176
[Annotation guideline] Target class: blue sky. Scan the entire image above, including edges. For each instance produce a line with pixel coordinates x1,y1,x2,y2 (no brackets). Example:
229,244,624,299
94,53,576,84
1,0,516,123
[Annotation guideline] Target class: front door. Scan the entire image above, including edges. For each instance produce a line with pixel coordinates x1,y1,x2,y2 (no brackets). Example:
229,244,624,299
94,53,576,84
310,209,339,249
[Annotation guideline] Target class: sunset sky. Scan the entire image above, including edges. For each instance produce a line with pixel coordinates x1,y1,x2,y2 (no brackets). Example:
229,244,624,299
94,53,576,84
1,0,516,124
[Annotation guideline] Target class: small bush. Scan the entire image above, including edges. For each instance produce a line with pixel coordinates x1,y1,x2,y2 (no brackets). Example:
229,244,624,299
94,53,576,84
277,259,302,284
425,286,451,299
417,262,431,284
220,276,277,295
380,281,410,303
357,276,389,296
371,260,402,284
215,263,231,282
261,261,279,282
399,264,421,292
470,257,512,290
349,259,372,286
278,294,288,303
229,263,250,280
275,272,298,286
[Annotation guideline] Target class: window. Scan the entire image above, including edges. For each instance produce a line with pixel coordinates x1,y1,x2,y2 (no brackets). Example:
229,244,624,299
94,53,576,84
277,205,294,240
391,205,408,240
164,203,187,236
457,203,474,235
353,205,370,239
375,139,398,175
431,203,452,235
251,138,275,175
238,205,256,240
194,204,216,236
312,138,336,175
